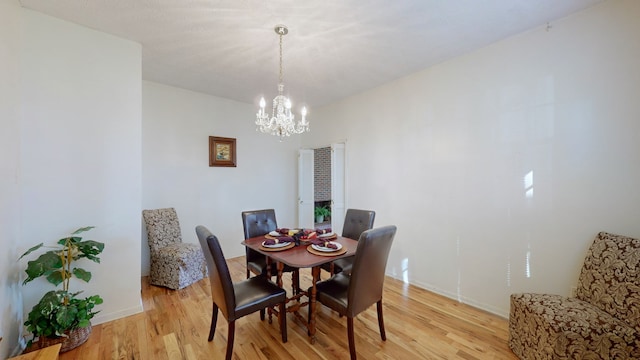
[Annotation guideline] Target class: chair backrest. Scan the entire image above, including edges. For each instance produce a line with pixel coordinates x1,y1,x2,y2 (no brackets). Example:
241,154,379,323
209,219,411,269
342,209,375,240
142,208,183,252
196,225,236,321
241,209,278,239
347,225,397,317
576,231,640,331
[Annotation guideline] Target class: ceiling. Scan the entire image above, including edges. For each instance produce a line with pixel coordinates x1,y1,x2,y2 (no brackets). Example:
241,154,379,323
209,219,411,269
20,0,605,108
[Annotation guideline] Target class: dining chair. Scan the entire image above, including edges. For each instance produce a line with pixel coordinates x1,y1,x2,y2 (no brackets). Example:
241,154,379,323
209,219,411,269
310,225,396,360
241,209,278,277
242,209,300,320
196,225,287,360
142,207,207,290
241,209,300,300
321,209,376,276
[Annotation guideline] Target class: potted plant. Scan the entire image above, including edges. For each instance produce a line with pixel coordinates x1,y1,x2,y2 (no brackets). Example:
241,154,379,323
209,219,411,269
314,206,331,224
19,226,104,353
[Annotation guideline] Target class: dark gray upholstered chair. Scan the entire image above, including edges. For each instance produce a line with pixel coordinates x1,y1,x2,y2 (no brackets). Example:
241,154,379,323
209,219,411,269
322,209,375,276
196,225,287,360
241,209,300,296
310,225,397,360
241,209,278,277
142,207,207,289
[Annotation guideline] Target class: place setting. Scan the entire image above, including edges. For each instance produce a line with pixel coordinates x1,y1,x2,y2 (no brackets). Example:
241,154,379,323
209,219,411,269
306,235,347,256
260,228,340,254
315,230,337,241
260,231,295,251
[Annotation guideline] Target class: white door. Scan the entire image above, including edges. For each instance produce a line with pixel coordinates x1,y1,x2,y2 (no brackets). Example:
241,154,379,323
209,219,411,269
331,143,346,235
298,149,315,229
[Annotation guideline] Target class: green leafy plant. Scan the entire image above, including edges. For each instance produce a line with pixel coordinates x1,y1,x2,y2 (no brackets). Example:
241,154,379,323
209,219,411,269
19,226,104,346
314,206,331,218
314,206,331,223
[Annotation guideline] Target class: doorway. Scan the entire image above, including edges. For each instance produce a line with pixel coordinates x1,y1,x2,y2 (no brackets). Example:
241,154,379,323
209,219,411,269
297,143,345,234
313,147,332,229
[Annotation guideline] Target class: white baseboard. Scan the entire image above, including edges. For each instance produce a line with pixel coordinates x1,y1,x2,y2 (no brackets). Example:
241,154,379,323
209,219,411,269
386,273,509,319
91,301,144,326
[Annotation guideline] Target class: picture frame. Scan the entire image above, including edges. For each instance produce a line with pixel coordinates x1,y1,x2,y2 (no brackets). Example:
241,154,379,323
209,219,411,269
209,136,237,167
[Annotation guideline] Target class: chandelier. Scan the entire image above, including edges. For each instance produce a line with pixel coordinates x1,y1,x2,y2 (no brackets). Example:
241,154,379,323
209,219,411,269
256,25,309,140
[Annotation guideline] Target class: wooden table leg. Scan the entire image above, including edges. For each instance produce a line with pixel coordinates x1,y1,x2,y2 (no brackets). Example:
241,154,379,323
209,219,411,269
309,266,320,344
266,256,272,278
276,262,284,289
266,257,273,323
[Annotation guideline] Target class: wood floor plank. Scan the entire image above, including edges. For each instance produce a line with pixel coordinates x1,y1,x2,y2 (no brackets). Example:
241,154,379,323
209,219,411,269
57,256,517,359
163,333,183,360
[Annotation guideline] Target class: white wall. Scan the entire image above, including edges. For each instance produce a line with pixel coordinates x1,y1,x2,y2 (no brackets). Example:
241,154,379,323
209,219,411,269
19,8,143,334
0,0,24,357
142,81,301,274
306,0,640,317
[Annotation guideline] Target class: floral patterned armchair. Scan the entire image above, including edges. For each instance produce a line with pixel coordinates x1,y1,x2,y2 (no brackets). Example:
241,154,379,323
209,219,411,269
142,208,207,290
509,231,640,359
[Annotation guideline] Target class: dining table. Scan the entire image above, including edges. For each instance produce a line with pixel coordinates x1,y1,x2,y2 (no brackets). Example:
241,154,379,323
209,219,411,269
241,233,358,344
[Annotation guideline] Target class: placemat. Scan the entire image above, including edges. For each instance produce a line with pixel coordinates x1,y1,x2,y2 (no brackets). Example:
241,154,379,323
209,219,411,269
306,245,347,257
260,242,295,252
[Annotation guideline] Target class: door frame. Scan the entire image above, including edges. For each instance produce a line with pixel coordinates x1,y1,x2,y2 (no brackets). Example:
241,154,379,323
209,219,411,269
297,142,347,233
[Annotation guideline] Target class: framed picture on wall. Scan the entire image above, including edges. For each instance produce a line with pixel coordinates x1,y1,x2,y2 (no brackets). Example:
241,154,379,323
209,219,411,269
209,136,236,167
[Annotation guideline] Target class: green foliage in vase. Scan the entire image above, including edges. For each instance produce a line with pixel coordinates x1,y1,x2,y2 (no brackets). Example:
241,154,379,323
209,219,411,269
314,206,331,218
19,226,104,346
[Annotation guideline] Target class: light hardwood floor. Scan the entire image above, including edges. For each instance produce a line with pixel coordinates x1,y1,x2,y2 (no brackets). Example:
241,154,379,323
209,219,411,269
59,256,518,359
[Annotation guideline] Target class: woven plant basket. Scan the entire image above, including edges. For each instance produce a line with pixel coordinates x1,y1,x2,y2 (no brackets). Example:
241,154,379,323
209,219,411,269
34,325,92,353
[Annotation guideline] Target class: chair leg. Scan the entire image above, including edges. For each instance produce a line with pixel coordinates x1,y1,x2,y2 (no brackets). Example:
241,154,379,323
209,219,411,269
347,317,356,360
279,302,288,343
376,300,386,341
225,320,235,360
208,303,219,341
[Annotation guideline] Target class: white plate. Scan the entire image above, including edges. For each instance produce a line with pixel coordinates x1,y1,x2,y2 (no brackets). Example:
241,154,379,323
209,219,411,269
318,232,335,238
268,231,280,236
311,242,342,252
262,241,291,248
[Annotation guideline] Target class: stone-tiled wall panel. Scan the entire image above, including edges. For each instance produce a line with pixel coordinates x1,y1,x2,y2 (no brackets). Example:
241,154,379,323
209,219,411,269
314,147,331,201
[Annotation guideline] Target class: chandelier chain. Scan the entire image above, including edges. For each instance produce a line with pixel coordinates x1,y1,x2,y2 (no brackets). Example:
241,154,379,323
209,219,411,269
279,31,283,86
